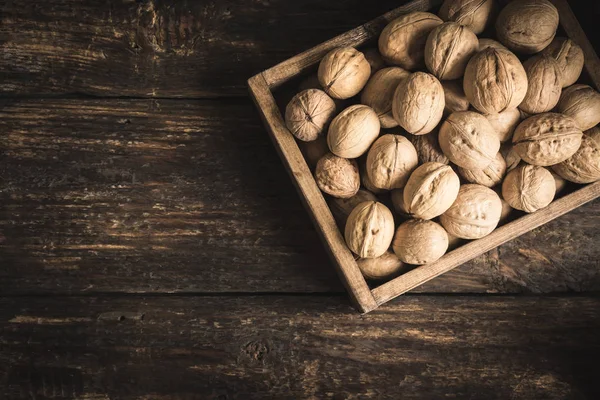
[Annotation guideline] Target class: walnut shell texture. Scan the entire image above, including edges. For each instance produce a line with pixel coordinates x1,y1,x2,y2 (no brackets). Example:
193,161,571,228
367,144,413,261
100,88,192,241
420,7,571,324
425,22,479,80
329,189,378,228
502,164,555,213
442,80,470,116
478,38,508,52
519,55,563,114
357,250,407,280
378,12,443,70
345,201,395,259
403,162,461,220
315,153,360,198
439,0,495,35
556,84,600,131
439,111,500,170
392,219,449,265
500,143,522,172
485,108,521,143
541,37,585,88
362,48,386,74
361,67,410,128
552,127,600,184
390,188,410,217
285,89,337,142
458,152,507,187
440,184,503,239
327,105,380,159
496,0,559,54
298,135,329,170
512,113,583,166
366,134,419,190
406,129,450,165
392,72,445,135
318,47,371,99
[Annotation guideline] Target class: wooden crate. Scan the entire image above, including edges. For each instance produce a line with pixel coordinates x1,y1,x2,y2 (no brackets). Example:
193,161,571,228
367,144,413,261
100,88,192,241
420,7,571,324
248,0,600,313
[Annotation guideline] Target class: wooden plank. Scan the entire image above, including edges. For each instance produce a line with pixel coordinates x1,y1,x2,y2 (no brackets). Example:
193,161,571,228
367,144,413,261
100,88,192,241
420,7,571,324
0,295,599,399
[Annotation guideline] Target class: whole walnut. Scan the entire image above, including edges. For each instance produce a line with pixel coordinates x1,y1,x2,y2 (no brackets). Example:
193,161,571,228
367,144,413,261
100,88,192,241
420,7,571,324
361,161,387,194
327,105,380,159
392,72,445,135
362,48,386,74
463,48,528,114
441,80,470,116
315,153,360,198
478,38,508,52
378,12,443,70
512,113,583,166
344,201,395,259
496,0,559,54
361,67,410,128
542,37,585,88
329,189,378,228
298,135,329,170
390,188,410,217
357,250,407,281
285,89,337,142
552,127,600,184
550,170,568,194
519,55,563,114
458,152,507,188
502,164,555,213
406,129,450,165
425,22,479,80
485,108,521,143
500,143,522,172
439,111,500,170
439,0,495,35
366,134,419,190
403,162,461,220
440,184,503,239
556,85,600,131
318,47,371,99
392,219,449,265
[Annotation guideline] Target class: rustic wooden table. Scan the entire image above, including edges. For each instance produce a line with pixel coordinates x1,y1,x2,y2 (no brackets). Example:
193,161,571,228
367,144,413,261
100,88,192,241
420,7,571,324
1,1,599,399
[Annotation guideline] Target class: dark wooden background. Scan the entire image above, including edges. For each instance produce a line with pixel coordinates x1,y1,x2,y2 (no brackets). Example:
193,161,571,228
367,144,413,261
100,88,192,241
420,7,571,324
1,0,599,398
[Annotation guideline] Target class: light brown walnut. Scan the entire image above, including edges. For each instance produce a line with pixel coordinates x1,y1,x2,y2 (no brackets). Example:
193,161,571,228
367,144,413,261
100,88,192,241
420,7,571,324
318,47,371,99
344,201,395,259
361,67,410,128
519,55,563,114
406,129,450,165
357,250,407,281
552,127,600,184
438,0,495,35
329,189,378,228
556,84,600,131
392,219,449,265
425,22,479,80
541,37,585,88
502,164,555,213
441,80,470,116
327,105,380,159
366,134,419,190
315,153,360,198
285,89,337,142
458,152,507,188
485,108,521,143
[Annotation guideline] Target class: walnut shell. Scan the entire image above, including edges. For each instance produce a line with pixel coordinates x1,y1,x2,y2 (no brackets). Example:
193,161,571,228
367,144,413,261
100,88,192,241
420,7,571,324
485,108,521,143
357,250,407,280
366,134,419,190
344,201,395,259
552,127,600,184
285,89,337,142
541,37,585,88
392,72,445,135
378,12,443,70
298,135,329,170
438,111,500,170
329,189,378,228
458,152,507,187
361,67,410,128
362,48,386,74
442,80,470,116
502,164,555,213
390,188,410,217
478,38,508,52
327,105,380,159
392,219,449,265
556,84,600,131
512,113,583,166
519,55,563,114
550,170,568,194
315,153,360,198
496,0,559,54
318,47,371,99
439,0,495,35
440,184,503,239
425,22,479,80
500,143,522,172
403,162,461,220
406,129,450,165
361,162,387,195
463,48,528,114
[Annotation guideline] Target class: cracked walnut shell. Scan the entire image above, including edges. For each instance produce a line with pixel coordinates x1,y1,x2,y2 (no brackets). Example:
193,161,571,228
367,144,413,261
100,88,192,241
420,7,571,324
318,47,371,99
344,201,395,259
502,164,555,213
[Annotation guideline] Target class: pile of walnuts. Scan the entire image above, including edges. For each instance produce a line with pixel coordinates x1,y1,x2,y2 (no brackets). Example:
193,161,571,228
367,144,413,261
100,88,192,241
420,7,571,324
284,0,600,281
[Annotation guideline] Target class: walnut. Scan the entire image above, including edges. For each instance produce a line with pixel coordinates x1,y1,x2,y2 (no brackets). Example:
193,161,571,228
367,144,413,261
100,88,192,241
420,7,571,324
357,250,407,280
403,162,461,219
362,48,387,74
298,135,329,170
478,38,508,52
463,48,528,114
344,201,395,259
512,113,583,166
328,189,378,228
556,84,600,131
438,111,500,170
496,0,559,54
519,55,563,114
502,164,555,213
458,152,507,188
541,37,585,88
500,143,522,172
550,170,568,194
378,12,443,70
361,67,410,128
440,184,503,239
390,188,410,217
425,22,479,80
285,89,337,142
441,80,470,116
366,134,419,190
406,129,450,165
318,47,371,99
327,105,380,159
315,153,360,198
392,72,445,135
485,108,521,143
392,219,449,265
552,127,600,184
439,0,495,35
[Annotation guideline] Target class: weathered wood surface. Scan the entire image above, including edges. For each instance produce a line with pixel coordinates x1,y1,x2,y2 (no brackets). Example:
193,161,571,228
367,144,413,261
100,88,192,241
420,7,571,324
0,295,599,399
1,98,599,295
